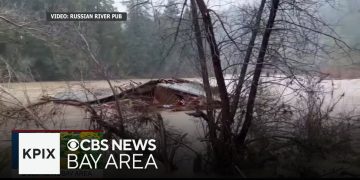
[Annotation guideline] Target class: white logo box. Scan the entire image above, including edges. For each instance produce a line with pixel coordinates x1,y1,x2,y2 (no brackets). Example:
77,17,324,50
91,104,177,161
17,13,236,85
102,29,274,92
18,133,60,175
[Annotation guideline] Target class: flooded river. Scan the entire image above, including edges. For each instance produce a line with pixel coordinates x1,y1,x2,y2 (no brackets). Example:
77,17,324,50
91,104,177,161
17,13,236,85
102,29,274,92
1,77,360,177
1,77,360,144
0,79,209,177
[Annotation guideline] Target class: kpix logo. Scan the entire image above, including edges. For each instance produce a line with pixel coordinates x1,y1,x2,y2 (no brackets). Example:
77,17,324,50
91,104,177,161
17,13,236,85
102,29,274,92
17,132,60,174
12,130,103,176
22,148,56,159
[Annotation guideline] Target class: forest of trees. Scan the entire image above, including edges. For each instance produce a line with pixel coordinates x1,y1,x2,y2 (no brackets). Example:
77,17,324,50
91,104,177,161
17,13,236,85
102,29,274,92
0,0,198,81
0,0,359,81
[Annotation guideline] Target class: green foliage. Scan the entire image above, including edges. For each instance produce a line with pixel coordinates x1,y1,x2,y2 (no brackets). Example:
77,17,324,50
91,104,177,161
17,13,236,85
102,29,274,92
60,132,104,169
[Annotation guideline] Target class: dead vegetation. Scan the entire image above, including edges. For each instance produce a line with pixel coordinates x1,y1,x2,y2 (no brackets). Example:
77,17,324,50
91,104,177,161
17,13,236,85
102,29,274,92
0,78,213,173
1,73,360,177
227,76,360,177
0,0,360,178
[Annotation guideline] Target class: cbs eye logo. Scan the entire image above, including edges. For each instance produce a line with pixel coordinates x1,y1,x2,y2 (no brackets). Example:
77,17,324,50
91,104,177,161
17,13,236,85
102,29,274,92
67,139,79,151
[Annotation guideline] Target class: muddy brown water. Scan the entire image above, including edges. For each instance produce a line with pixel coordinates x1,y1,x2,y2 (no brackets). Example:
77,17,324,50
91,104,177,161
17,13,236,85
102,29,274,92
1,77,360,177
0,79,209,177
0,79,209,140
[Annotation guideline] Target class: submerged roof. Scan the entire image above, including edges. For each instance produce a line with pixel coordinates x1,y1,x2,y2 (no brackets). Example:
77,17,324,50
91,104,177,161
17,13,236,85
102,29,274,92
51,79,208,104
157,82,206,97
53,89,113,103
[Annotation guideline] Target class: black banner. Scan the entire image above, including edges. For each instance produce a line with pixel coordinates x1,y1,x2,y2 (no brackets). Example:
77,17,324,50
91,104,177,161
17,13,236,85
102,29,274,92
46,12,127,21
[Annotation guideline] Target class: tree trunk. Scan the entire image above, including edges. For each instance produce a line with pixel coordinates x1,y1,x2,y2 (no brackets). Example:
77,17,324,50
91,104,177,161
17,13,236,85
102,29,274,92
196,0,231,141
190,0,217,145
195,0,233,173
236,0,280,146
230,0,266,119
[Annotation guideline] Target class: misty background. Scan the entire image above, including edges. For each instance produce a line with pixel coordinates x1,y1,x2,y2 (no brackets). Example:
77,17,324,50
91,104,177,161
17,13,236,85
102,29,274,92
0,0,359,81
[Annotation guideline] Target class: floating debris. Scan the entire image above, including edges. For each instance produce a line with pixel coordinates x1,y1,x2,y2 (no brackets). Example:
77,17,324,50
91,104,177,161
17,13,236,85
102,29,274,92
48,78,220,112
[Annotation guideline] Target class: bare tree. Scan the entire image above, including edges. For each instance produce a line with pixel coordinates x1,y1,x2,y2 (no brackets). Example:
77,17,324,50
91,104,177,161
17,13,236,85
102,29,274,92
230,0,266,119
236,0,280,145
190,0,217,151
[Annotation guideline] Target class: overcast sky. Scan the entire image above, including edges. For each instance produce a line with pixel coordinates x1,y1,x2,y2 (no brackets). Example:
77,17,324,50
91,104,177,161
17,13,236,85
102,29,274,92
112,0,360,48
112,0,259,12
113,0,127,12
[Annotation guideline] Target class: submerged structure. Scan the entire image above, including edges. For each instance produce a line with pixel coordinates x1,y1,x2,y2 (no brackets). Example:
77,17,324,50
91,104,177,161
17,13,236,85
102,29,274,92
49,78,220,112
